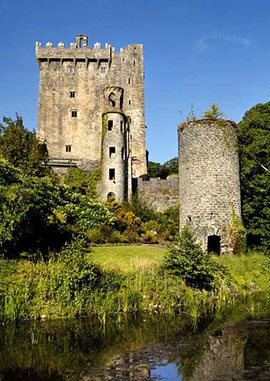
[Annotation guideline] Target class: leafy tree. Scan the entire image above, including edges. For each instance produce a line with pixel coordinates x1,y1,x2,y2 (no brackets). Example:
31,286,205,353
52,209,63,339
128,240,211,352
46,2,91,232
147,161,162,178
202,103,225,119
0,115,51,177
148,157,178,179
0,160,114,258
64,167,101,199
238,102,270,249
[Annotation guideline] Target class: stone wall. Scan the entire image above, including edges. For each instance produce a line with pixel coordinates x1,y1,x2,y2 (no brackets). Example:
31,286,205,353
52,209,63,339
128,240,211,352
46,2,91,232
36,35,147,178
178,119,241,253
137,176,179,212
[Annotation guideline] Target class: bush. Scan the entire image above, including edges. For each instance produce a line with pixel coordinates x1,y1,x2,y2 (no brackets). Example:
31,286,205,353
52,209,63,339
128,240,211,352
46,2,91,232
162,227,229,291
49,238,102,300
142,230,157,243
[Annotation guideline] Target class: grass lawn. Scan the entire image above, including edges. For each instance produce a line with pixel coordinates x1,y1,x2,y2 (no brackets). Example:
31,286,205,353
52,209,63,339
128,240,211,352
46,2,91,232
92,245,166,272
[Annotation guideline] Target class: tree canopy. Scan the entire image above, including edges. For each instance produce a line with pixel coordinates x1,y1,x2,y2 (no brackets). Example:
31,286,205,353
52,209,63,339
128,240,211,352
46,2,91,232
0,115,51,177
238,102,270,249
148,157,178,179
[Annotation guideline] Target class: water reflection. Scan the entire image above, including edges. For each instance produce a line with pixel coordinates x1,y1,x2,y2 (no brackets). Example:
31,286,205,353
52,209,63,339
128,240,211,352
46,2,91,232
1,313,270,380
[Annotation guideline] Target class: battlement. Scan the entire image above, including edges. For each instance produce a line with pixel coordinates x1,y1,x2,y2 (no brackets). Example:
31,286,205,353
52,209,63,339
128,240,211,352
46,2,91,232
36,34,142,62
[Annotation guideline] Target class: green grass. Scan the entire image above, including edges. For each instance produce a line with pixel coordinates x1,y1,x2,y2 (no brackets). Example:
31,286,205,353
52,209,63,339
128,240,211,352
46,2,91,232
218,252,270,292
92,245,166,272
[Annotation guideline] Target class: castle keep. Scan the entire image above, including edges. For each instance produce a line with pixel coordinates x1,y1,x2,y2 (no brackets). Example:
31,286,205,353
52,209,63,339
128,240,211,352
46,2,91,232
36,34,147,201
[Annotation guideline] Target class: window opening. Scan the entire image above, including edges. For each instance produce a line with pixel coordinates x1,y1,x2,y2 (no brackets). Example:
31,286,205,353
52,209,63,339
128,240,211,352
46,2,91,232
128,100,131,105
80,38,83,48
128,78,131,84
107,192,116,201
70,91,76,98
120,121,123,132
101,67,106,73
66,145,72,152
69,66,74,74
133,60,136,66
109,147,115,158
108,92,116,108
108,120,113,131
109,168,115,180
71,110,77,117
207,235,221,255
121,147,125,160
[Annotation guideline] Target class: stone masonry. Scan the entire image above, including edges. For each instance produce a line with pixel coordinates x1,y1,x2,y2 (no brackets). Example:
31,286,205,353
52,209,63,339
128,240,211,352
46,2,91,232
137,176,179,212
178,119,241,253
36,34,147,200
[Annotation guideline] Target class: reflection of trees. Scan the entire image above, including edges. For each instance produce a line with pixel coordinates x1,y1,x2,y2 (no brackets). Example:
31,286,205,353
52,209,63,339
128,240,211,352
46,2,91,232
1,315,270,380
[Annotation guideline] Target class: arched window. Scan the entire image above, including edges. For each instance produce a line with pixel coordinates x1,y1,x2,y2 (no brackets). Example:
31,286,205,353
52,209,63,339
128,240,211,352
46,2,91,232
108,92,116,108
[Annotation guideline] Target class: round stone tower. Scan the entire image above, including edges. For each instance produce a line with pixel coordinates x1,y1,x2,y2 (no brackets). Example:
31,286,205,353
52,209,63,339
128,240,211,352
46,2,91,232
178,119,241,254
100,86,127,202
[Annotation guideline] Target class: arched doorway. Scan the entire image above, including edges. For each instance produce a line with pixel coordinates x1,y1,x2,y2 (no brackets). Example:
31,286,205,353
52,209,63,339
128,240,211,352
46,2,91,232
107,192,116,201
207,235,221,254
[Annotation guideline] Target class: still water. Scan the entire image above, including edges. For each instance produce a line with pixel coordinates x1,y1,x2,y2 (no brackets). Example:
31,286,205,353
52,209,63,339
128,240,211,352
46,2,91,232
1,310,270,380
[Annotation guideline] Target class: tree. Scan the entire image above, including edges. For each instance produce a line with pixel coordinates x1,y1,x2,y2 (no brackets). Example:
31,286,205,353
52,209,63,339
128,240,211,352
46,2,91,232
162,227,227,291
202,103,226,119
148,157,178,179
238,102,270,249
0,115,51,177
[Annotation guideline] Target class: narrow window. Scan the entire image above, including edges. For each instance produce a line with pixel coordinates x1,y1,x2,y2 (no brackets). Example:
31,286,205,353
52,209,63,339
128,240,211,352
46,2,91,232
109,168,115,180
80,38,83,48
66,145,72,152
109,147,115,158
71,110,77,117
70,91,76,98
101,67,106,73
120,121,123,132
69,66,74,74
128,78,131,85
121,147,125,160
108,120,113,131
128,100,131,105
207,235,221,255
133,60,136,66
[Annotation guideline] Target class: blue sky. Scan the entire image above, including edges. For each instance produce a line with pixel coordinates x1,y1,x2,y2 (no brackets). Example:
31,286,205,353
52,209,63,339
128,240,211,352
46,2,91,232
0,0,269,163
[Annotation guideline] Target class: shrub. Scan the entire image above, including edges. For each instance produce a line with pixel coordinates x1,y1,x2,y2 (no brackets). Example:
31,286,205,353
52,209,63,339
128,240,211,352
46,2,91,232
142,230,157,243
162,227,229,291
48,238,103,301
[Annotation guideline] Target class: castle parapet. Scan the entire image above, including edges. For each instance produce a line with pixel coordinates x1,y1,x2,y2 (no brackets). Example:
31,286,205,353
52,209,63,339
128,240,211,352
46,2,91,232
36,35,143,63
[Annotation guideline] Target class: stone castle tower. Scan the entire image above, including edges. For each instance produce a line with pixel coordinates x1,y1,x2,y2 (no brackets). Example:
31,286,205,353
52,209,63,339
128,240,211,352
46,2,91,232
178,119,241,253
36,34,147,201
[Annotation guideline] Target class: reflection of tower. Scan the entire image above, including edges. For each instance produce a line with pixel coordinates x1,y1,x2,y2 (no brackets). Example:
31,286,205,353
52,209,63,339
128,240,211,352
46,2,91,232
100,86,130,202
178,119,241,253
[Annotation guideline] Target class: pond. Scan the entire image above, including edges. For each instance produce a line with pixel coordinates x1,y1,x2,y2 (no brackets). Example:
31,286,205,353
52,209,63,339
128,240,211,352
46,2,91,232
1,307,270,380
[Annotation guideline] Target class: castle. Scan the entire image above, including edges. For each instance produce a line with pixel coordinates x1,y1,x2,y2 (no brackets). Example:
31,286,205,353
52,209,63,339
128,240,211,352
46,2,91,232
36,34,241,254
36,34,147,201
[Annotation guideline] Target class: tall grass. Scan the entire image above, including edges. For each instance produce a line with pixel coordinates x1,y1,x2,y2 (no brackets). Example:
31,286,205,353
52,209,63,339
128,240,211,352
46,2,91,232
0,250,269,323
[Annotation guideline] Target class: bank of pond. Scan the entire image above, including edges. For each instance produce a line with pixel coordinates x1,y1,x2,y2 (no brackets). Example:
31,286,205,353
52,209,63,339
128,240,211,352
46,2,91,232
1,296,270,380
0,241,270,322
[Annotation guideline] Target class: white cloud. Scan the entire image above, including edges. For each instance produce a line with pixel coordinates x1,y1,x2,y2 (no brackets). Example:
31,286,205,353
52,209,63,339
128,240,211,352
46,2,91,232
194,32,251,52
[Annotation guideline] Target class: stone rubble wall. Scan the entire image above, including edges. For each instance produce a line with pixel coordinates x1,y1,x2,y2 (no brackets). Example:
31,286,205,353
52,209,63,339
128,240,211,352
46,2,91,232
137,176,179,212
